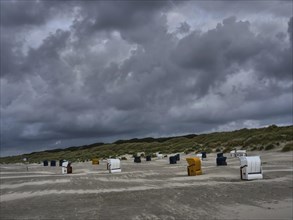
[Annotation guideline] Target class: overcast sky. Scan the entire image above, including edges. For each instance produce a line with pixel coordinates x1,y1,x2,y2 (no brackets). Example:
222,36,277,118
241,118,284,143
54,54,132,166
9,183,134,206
1,0,292,156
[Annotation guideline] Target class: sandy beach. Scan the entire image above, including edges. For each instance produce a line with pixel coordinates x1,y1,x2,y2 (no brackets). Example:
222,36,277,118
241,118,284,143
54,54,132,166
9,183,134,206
1,151,292,220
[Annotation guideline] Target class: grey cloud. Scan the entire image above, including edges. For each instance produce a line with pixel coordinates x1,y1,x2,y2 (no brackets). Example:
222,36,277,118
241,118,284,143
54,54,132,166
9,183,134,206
0,32,25,80
1,1,50,27
177,22,191,34
252,17,292,80
1,1,292,156
25,29,72,82
289,17,293,43
70,1,172,47
70,1,170,33
195,1,292,18
172,16,292,95
253,47,292,80
173,17,260,70
0,0,78,28
92,1,168,30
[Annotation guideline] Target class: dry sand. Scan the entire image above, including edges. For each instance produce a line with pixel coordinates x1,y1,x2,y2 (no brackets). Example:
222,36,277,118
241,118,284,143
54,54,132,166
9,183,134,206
0,151,292,219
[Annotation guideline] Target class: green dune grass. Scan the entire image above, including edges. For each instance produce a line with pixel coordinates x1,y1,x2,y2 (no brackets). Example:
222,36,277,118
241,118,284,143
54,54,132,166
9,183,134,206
1,125,292,164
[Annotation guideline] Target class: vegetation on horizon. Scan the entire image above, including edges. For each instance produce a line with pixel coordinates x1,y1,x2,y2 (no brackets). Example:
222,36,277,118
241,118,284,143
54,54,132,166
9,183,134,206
0,125,292,164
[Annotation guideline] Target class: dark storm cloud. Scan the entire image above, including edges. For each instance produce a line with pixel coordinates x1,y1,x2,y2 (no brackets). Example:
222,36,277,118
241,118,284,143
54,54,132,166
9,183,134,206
1,1,292,156
177,22,191,34
0,31,24,79
289,17,293,43
89,0,168,31
1,0,77,28
0,0,74,81
172,16,292,95
195,0,292,18
71,0,172,46
1,1,50,27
